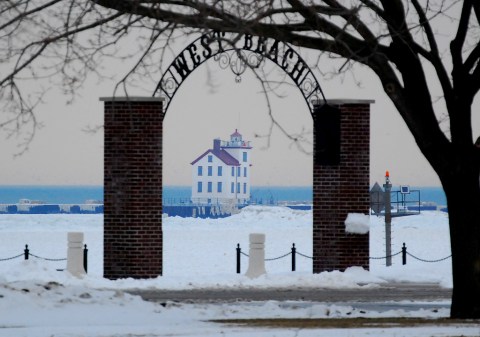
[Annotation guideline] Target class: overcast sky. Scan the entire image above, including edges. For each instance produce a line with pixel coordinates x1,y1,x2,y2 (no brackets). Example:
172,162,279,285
1,38,479,188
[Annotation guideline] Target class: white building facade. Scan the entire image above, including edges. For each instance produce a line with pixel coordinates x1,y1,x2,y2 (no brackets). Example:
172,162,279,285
191,130,252,205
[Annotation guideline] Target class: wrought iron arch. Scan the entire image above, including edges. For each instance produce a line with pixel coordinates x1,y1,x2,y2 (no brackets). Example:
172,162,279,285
153,31,328,117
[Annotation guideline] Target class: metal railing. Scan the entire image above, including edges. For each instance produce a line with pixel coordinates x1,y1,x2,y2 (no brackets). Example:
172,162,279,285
370,190,421,216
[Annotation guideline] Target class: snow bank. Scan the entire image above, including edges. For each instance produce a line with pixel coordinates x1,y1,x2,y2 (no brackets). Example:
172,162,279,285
345,213,370,234
0,279,462,337
0,207,467,337
0,206,453,289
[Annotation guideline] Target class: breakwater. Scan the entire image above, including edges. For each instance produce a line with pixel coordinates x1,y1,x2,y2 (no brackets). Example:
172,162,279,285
0,203,103,214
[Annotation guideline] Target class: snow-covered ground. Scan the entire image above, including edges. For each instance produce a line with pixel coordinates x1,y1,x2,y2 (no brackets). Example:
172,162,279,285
0,207,477,336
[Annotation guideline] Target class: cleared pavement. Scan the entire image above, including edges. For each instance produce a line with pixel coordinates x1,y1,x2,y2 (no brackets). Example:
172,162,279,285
128,283,451,305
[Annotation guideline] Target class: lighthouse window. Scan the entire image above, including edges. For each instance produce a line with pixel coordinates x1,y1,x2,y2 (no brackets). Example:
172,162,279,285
197,166,203,176
218,166,222,176
208,166,212,176
197,182,202,193
207,182,212,193
208,155,213,162
243,152,247,162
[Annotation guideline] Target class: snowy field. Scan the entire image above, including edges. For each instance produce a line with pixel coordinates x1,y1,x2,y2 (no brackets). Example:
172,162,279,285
0,206,477,337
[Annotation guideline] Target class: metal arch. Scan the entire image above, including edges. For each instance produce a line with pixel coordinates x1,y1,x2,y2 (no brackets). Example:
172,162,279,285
153,31,327,118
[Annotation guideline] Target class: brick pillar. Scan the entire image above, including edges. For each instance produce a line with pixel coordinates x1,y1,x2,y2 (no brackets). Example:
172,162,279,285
313,99,372,272
101,97,163,279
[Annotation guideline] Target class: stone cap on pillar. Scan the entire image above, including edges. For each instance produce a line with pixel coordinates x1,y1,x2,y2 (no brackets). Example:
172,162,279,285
99,96,165,102
68,232,84,242
249,233,265,243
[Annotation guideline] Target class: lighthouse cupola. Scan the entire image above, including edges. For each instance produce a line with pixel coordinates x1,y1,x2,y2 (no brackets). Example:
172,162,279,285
230,129,242,144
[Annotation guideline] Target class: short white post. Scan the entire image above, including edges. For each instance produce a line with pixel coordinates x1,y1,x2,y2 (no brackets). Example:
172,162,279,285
245,233,266,278
67,232,86,277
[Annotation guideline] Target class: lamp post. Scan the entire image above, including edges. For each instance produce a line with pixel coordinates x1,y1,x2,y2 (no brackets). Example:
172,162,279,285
384,171,392,267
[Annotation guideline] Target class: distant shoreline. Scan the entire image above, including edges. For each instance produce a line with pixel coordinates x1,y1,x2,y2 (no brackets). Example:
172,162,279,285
0,185,447,206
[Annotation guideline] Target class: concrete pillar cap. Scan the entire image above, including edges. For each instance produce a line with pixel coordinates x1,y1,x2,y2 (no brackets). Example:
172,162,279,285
249,233,265,243
68,232,84,242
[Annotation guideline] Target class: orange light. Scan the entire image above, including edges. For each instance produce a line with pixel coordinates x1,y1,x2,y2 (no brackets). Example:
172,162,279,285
385,170,390,177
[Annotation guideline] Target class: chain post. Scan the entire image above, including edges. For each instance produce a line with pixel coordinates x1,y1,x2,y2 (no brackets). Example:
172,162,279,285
402,243,407,265
236,243,241,274
291,243,296,271
24,244,29,260
83,244,88,273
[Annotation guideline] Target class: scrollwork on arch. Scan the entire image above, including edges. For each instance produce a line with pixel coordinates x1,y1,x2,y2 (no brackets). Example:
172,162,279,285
153,31,327,117
213,50,265,83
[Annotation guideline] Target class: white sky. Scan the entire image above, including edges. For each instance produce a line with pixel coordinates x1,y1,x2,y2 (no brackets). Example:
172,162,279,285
1,36,479,188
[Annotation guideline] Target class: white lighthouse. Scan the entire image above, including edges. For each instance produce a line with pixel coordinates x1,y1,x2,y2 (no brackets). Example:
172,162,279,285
191,130,252,205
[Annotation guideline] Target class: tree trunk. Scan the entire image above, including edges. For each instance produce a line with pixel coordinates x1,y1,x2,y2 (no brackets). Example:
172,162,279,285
441,157,480,318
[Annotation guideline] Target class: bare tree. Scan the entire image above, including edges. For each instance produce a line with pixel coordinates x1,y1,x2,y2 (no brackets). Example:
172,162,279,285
1,0,480,318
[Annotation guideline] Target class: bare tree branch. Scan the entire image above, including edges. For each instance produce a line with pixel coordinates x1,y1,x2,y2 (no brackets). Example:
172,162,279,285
0,0,61,31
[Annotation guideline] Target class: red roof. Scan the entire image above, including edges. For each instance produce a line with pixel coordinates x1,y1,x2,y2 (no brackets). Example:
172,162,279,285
191,148,240,166
231,129,242,138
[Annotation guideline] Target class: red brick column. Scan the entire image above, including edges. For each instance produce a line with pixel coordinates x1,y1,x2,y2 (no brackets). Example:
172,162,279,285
101,97,163,279
313,99,372,272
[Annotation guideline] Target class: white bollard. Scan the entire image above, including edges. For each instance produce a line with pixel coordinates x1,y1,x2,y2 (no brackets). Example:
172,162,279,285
67,232,86,277
245,233,266,278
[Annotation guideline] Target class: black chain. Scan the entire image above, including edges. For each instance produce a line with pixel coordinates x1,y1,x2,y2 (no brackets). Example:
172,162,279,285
369,250,402,260
406,252,451,263
240,251,293,261
29,253,67,262
238,245,451,267
265,252,291,261
0,253,24,261
296,251,313,259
